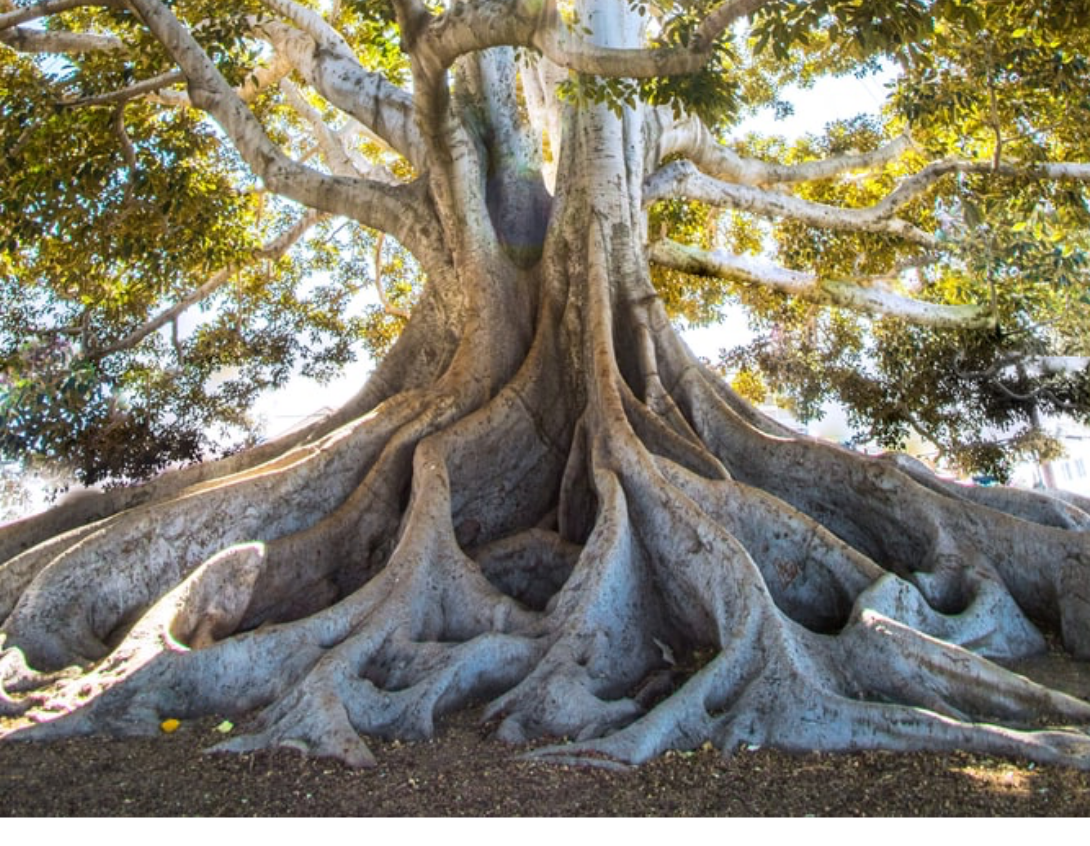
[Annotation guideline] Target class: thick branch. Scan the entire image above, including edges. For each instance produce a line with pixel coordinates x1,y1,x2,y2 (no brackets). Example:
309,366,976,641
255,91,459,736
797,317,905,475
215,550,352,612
88,210,327,360
645,160,939,247
961,355,1090,381
1018,162,1090,180
124,0,444,267
337,119,402,183
650,239,995,329
416,0,770,79
0,0,125,52
519,51,564,155
149,53,293,109
0,0,120,30
235,50,295,104
1026,356,1090,376
653,116,1090,241
388,0,430,49
383,1,505,269
875,159,1090,217
254,4,424,169
658,116,914,187
279,78,342,168
0,27,122,52
279,79,396,184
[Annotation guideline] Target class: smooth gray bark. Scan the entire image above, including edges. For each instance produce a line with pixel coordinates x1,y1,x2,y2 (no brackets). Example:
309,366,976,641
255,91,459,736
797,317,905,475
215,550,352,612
2,0,1090,770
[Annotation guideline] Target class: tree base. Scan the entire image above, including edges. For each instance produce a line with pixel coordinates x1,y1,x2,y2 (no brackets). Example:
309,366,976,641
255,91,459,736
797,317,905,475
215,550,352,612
3,343,1090,771
3,224,1090,771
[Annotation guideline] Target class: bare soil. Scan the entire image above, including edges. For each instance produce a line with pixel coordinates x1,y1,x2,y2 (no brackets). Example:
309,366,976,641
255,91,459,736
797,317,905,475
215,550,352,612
2,652,1089,817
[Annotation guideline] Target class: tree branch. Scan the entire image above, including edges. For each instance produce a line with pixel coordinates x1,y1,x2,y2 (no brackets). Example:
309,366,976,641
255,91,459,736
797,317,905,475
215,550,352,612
111,103,137,208
657,115,915,186
254,3,425,169
644,160,939,247
88,209,328,360
871,159,1090,217
382,0,505,266
123,0,446,269
654,114,1090,238
147,52,293,108
0,27,123,53
27,324,83,338
416,0,770,80
279,78,356,177
650,239,995,329
519,51,564,185
279,78,399,185
236,48,295,103
388,0,430,50
1026,357,1090,376
59,71,186,107
959,354,1090,381
372,233,410,319
952,354,1088,415
0,0,126,53
0,0,120,30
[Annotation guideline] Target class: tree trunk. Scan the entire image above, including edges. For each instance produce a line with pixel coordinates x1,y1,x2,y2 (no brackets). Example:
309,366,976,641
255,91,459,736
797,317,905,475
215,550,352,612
3,3,1090,770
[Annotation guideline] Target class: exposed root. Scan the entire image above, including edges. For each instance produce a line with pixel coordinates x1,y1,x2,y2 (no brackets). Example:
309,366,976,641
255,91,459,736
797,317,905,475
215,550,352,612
854,573,1046,660
4,353,1090,769
484,469,665,744
473,529,581,611
3,226,1090,774
670,359,1090,659
197,423,553,765
1,393,429,670
524,488,1090,766
0,270,466,567
880,453,1090,531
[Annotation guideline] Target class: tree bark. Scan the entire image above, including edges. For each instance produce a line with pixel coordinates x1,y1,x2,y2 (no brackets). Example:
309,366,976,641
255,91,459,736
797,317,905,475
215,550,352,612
3,0,1090,770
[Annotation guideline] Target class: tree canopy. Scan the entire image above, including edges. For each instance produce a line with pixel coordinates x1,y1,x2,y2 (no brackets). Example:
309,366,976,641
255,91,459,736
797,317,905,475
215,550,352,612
2,0,1089,490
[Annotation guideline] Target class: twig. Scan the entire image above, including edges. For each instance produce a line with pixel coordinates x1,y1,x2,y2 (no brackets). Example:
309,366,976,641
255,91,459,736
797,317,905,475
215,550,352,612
59,71,186,108
112,103,138,209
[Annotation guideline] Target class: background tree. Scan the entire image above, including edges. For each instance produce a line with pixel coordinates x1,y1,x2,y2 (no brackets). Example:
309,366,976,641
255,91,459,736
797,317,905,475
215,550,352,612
2,0,1090,769
706,2,1090,479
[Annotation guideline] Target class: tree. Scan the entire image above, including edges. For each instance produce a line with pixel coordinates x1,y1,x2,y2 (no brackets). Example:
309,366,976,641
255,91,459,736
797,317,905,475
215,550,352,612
2,0,1090,769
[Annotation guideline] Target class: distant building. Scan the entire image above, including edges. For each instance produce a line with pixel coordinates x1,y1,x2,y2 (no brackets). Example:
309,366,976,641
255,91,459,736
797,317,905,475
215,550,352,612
1010,419,1090,496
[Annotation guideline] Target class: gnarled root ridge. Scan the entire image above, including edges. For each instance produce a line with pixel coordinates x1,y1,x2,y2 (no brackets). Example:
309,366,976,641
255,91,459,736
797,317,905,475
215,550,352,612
2,292,1090,771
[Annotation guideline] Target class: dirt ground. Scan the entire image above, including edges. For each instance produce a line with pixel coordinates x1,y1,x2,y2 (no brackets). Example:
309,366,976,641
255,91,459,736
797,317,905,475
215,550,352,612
2,652,1090,817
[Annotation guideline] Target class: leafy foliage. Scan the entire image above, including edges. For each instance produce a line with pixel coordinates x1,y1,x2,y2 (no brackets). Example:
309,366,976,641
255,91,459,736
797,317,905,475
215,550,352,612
0,40,391,485
0,0,416,493
691,0,1090,477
